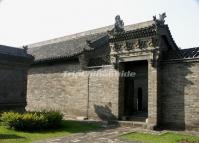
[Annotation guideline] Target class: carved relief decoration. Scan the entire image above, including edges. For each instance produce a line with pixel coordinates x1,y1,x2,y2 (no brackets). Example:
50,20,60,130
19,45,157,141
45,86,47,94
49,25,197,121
149,38,159,47
147,38,154,47
113,42,126,52
133,39,140,49
111,37,159,54
126,40,134,51
139,40,147,49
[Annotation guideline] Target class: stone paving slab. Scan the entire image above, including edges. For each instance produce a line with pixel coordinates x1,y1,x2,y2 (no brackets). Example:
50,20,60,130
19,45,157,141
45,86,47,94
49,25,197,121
35,127,142,143
34,126,199,143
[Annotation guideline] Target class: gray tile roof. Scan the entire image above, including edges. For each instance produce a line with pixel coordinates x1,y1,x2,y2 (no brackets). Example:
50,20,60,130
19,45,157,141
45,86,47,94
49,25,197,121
180,47,199,59
0,45,32,58
28,33,108,62
163,47,199,60
28,21,155,62
28,19,183,63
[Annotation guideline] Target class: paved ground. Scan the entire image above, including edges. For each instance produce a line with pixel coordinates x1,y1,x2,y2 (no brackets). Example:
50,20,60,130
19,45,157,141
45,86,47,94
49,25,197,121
35,126,143,143
34,125,199,143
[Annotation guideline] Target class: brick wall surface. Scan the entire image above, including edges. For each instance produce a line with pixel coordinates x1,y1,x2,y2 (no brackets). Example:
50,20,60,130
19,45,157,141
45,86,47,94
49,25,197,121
160,61,199,130
0,63,28,112
26,63,119,120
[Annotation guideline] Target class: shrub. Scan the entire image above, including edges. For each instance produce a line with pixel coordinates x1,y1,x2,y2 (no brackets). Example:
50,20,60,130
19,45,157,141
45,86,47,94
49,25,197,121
44,111,63,128
0,112,21,128
1,111,63,131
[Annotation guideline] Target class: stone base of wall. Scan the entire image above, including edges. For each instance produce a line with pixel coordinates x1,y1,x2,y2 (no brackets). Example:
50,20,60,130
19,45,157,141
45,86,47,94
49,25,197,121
186,125,199,132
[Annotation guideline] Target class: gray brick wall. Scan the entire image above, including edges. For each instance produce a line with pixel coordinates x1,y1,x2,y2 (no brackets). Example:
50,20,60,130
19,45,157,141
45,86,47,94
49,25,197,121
27,63,119,120
88,67,119,120
160,61,199,130
26,58,199,130
0,63,28,112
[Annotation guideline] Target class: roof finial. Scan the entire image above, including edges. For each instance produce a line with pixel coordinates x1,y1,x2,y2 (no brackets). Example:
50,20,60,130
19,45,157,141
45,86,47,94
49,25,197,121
114,15,124,33
153,12,167,26
23,45,28,53
108,15,125,35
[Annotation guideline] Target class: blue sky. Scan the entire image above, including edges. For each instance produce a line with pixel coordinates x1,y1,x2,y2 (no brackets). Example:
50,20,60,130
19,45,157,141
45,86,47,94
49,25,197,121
0,0,199,49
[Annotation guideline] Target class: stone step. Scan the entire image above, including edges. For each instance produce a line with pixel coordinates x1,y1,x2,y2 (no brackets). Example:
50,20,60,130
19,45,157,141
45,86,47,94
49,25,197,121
109,120,147,129
130,116,147,122
119,121,147,128
122,116,147,122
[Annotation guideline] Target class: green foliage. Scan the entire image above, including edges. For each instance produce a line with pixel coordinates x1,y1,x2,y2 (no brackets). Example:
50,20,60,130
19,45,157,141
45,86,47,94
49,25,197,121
1,111,63,131
0,120,101,143
0,112,21,128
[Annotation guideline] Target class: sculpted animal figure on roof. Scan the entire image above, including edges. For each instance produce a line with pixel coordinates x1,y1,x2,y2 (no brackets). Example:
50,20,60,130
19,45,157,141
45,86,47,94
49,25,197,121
114,15,125,33
108,15,125,35
153,12,167,26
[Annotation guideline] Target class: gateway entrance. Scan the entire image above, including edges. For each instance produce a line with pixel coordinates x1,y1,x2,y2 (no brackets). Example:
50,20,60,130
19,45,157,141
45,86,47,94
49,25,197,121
122,60,148,119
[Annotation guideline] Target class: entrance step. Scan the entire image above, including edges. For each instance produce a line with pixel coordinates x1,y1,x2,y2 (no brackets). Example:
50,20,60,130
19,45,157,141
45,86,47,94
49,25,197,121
119,121,147,128
122,116,147,122
130,116,147,122
109,120,147,129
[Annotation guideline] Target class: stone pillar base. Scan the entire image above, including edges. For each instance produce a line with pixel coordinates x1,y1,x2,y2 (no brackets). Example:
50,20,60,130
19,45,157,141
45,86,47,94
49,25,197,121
147,124,158,130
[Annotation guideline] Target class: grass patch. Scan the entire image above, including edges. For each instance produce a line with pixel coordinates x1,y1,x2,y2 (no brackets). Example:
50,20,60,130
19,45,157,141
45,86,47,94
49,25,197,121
0,120,101,143
120,132,199,143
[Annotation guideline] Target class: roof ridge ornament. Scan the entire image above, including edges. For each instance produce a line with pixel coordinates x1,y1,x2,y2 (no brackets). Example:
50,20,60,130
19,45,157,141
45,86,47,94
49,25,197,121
153,12,167,27
108,15,125,36
23,45,28,53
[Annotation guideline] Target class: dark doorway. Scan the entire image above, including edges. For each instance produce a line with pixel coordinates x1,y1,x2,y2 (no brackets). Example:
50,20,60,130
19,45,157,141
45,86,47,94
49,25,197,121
124,77,134,116
138,87,143,111
122,60,148,119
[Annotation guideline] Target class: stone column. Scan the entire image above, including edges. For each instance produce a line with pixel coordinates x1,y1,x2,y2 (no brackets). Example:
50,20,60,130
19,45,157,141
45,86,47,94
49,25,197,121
147,51,159,129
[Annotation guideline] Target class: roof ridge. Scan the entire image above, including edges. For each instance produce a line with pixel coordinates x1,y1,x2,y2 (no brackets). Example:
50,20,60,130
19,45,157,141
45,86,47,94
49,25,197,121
181,47,199,50
28,20,154,48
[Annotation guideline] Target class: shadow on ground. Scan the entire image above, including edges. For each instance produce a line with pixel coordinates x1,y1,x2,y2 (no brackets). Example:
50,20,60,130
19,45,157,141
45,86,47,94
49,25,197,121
9,120,119,134
0,134,25,139
94,105,117,121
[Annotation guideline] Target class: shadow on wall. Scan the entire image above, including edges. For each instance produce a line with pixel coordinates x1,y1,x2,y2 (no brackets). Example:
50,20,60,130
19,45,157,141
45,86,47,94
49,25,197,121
94,105,117,121
0,105,26,113
160,62,194,130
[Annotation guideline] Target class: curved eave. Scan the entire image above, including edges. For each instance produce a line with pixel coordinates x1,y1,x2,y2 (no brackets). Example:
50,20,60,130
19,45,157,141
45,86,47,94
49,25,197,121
32,47,94,65
32,54,80,65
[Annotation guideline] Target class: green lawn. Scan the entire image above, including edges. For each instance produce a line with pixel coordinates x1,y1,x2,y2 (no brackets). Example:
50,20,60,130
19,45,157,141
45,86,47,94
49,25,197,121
121,132,199,143
0,120,101,143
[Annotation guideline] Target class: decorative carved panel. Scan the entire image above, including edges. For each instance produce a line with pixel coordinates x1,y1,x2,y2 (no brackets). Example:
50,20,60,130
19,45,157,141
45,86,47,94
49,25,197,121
139,40,147,49
126,41,134,51
113,42,126,52
111,37,159,54
133,39,140,49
